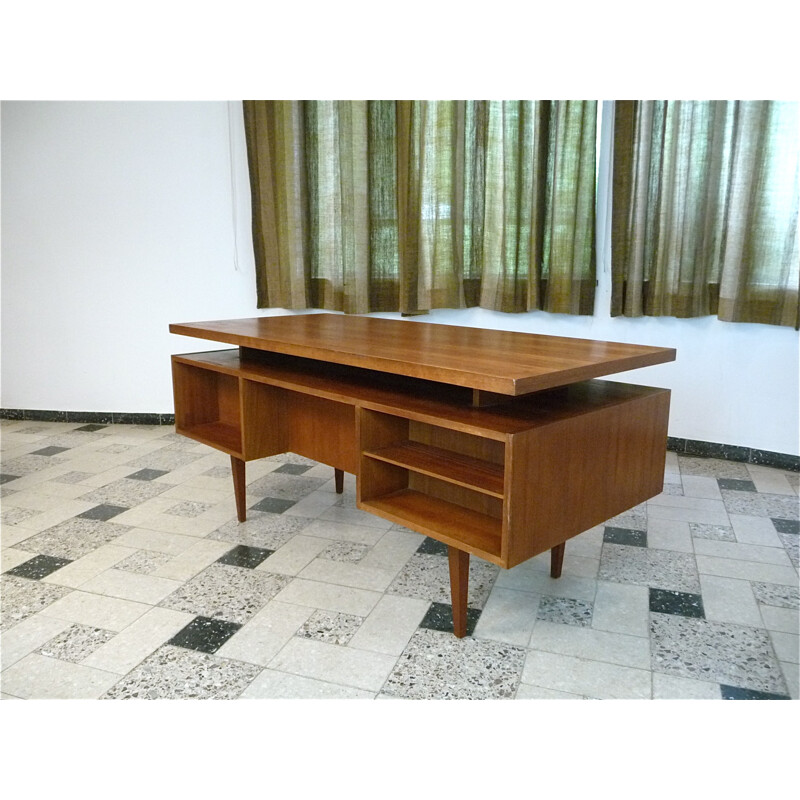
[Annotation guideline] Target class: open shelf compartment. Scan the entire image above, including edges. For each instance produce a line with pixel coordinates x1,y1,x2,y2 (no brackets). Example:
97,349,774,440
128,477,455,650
357,407,506,562
363,441,505,498
361,489,503,563
172,358,243,456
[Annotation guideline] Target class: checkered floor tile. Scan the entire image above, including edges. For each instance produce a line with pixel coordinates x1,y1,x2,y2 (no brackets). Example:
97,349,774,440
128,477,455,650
1,419,797,700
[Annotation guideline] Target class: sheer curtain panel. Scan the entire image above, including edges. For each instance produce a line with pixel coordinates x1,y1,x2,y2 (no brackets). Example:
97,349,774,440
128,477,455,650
243,100,597,316
612,100,799,328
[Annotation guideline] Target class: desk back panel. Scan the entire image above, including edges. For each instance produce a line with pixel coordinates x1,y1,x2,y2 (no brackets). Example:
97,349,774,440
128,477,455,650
284,393,358,475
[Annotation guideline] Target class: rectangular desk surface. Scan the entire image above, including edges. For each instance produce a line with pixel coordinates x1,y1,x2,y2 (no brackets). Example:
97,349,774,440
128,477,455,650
170,313,676,396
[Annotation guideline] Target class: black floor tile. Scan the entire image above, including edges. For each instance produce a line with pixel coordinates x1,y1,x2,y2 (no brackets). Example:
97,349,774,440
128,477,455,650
31,446,70,456
649,588,705,618
603,526,647,547
419,602,481,636
273,463,311,475
217,545,274,569
720,684,791,700
250,496,296,514
717,478,757,492
5,554,72,579
127,468,169,481
74,424,108,432
0,474,20,484
772,518,799,535
77,504,128,521
417,537,449,556
167,616,242,654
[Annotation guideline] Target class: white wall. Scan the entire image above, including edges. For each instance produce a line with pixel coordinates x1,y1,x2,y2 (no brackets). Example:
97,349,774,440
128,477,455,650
1,101,798,455
2,100,271,412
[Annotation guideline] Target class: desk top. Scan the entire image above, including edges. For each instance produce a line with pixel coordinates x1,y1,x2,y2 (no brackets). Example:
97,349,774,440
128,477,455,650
170,313,675,396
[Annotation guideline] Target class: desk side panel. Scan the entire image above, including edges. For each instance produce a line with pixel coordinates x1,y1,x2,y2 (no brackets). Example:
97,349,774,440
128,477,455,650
505,386,671,568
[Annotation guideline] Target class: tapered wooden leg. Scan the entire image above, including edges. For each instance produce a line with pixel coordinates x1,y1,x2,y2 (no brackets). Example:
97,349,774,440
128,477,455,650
550,542,565,578
231,456,247,522
448,545,470,638
334,468,344,494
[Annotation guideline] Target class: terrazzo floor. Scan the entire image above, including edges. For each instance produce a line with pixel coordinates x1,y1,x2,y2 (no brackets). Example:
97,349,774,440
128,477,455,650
1,419,797,700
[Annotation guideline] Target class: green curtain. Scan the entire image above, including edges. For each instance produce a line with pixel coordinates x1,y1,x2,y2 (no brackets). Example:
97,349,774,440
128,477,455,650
612,100,800,328
243,100,597,315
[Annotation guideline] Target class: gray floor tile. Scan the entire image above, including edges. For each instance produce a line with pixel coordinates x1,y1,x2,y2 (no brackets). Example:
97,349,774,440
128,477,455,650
382,628,525,699
1,575,72,631
599,543,701,592
102,645,262,699
387,552,498,609
14,518,130,560
650,612,789,695
158,563,291,625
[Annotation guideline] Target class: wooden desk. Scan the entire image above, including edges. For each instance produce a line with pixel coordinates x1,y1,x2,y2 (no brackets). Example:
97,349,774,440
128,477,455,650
170,314,675,637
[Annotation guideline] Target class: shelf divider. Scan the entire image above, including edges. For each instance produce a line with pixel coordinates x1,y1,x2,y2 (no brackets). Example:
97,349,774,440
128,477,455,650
363,441,504,498
360,489,503,563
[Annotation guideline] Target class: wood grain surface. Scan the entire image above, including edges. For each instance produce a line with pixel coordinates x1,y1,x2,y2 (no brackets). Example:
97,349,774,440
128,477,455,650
170,313,675,396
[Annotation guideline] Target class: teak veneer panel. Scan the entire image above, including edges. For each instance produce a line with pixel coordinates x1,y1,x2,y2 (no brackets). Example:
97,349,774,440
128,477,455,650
170,314,676,396
504,386,671,567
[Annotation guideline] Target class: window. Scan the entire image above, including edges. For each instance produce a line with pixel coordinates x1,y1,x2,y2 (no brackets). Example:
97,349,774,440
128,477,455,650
243,100,598,315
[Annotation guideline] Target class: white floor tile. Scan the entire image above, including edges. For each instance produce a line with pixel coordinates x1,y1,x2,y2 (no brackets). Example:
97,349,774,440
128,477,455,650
729,514,785,547
529,620,651,669
240,669,374,698
347,594,430,655
258,535,331,576
298,558,396,592
695,554,798,585
681,475,723,499
268,637,397,691
1,548,38,573
521,650,652,699
39,590,152,631
651,672,721,699
216,601,314,665
591,581,650,637
760,604,799,634
768,630,799,664
152,538,233,581
0,614,72,670
273,577,382,617
693,537,790,565
79,569,183,605
40,544,138,588
1,653,121,699
699,574,763,627
82,607,194,674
